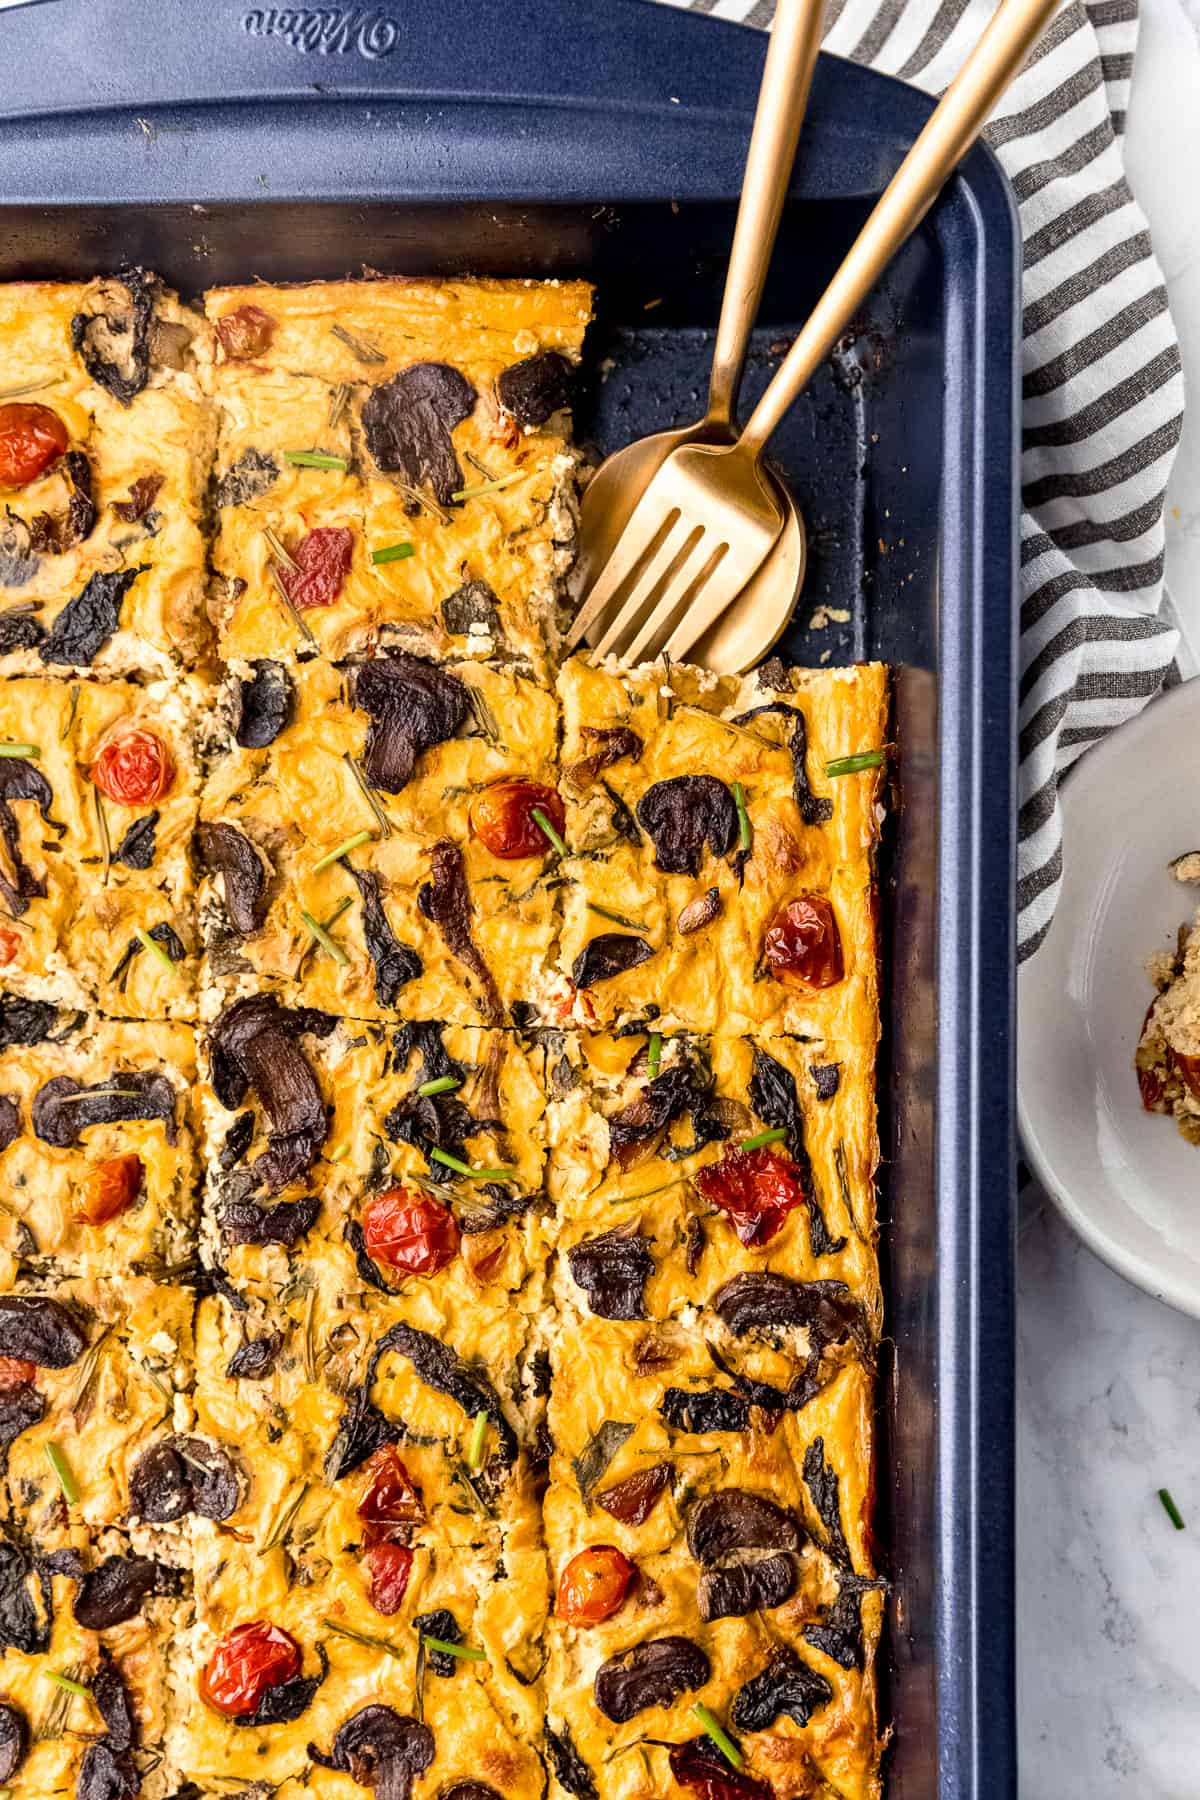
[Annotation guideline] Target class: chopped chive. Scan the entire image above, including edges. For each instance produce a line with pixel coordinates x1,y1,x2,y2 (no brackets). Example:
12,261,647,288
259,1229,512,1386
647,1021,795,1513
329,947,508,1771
0,743,38,759
301,909,350,966
417,1075,461,1098
330,322,387,365
371,541,416,565
284,449,348,471
467,1411,488,1471
450,469,531,503
692,1703,743,1770
135,928,176,976
429,1148,515,1182
322,1616,403,1660
646,1032,663,1079
586,902,647,933
421,1635,486,1662
733,782,751,852
531,807,568,860
312,829,374,874
44,1441,79,1505
741,1126,787,1152
329,1143,351,1164
825,750,885,777
1159,1487,1186,1530
42,1671,90,1699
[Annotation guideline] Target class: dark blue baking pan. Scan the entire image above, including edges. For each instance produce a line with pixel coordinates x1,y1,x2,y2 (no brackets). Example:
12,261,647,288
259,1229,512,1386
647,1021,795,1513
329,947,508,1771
0,1,1019,1792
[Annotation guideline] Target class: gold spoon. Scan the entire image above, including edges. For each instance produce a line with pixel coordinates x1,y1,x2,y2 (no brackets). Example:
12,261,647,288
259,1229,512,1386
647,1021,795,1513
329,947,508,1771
570,0,825,675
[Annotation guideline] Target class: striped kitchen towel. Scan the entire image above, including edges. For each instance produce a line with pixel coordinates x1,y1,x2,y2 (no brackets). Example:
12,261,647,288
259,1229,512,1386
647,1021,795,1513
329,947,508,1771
655,0,1184,960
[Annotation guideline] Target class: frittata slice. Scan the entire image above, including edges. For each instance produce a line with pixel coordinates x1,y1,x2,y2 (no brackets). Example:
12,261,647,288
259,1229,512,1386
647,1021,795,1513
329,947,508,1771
551,654,888,1038
0,677,206,1019
0,272,214,680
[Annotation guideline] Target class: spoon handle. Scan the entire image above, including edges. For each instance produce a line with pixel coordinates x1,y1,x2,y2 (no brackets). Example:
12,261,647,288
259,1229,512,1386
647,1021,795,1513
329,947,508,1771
736,0,1062,457
706,0,827,431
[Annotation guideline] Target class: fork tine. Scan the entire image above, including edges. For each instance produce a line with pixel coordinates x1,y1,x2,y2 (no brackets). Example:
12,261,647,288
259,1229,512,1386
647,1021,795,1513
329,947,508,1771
664,513,786,665
620,533,727,668
590,516,704,663
566,499,681,650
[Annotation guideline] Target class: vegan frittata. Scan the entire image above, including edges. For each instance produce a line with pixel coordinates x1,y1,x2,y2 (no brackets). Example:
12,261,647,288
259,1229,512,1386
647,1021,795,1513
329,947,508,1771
0,268,889,1800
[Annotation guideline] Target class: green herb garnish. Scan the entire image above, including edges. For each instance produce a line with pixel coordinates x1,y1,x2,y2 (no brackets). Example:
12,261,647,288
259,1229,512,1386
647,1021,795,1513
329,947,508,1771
586,902,648,933
0,743,38,759
44,1441,79,1505
467,1411,488,1472
740,1126,787,1152
421,1635,486,1662
693,1703,743,1770
313,829,374,874
266,561,317,647
646,1032,663,1079
451,469,530,503
94,787,110,887
322,1617,403,1659
285,449,348,471
429,1148,515,1182
733,781,751,852
343,751,393,839
42,1671,90,1700
531,807,568,859
329,1142,351,1164
60,684,80,741
825,750,885,776
417,1075,461,1098
330,322,386,365
262,524,299,572
371,541,416,565
301,908,350,966
135,927,176,976
1159,1487,1186,1530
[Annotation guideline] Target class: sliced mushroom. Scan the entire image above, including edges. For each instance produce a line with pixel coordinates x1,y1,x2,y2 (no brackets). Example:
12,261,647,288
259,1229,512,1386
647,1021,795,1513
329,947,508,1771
564,724,643,793
0,517,39,591
38,565,145,667
733,699,833,827
234,1644,328,1728
234,658,293,748
27,450,96,554
0,1296,86,1367
698,1553,797,1621
70,269,160,405
0,756,58,915
220,1188,321,1248
441,578,500,638
360,364,476,506
636,775,738,876
128,1435,240,1524
73,1554,180,1631
350,867,422,1007
308,1704,434,1800
730,1645,834,1732
214,446,279,509
606,1061,729,1170
370,1321,518,1468
544,1722,598,1800
496,351,573,426
0,1701,27,1784
0,1095,20,1154
207,995,335,1194
712,1270,870,1359
195,821,271,936
571,932,654,990
352,654,470,793
225,1332,283,1380
593,1635,710,1724
685,1489,802,1563
32,1072,176,1149
0,996,58,1050
659,1386,752,1435
417,839,503,1023
0,1540,50,1655
566,1228,653,1321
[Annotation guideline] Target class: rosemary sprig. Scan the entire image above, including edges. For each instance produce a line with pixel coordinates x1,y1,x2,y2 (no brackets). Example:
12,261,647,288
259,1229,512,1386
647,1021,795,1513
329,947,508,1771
261,1483,308,1551
386,477,449,524
322,1616,402,1659
266,561,317,648
327,382,351,429
262,524,299,573
331,322,386,365
94,787,110,887
586,901,648,933
60,683,80,741
342,751,393,839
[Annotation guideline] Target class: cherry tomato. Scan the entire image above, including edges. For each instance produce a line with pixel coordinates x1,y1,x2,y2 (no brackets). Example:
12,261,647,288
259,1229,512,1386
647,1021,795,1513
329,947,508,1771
362,1540,413,1615
91,725,175,806
761,895,844,989
0,927,20,969
78,1153,143,1226
1174,1049,1200,1104
215,304,276,361
0,403,68,490
200,1621,301,1717
279,527,354,610
362,1185,460,1279
0,1357,35,1388
694,1146,806,1247
357,1446,425,1542
469,779,566,860
669,1738,772,1799
555,1545,636,1626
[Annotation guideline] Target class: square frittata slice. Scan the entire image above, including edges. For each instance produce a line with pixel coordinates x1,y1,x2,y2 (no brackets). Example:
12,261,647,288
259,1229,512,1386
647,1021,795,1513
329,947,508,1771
204,274,591,672
550,654,888,1038
0,1527,188,1799
0,677,207,1019
1,1276,196,1554
546,1031,881,1322
542,1327,883,1800
197,656,561,1025
175,1524,547,1799
0,1010,199,1288
0,272,214,679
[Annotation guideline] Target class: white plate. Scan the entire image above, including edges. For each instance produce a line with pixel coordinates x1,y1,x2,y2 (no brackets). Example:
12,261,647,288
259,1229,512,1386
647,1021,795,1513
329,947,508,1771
1018,677,1200,1318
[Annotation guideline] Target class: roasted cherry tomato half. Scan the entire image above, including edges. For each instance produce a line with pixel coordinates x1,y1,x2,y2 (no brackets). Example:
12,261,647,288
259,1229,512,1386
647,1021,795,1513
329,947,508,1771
0,1357,36,1388
91,725,175,806
200,1620,302,1717
0,402,68,490
279,526,354,610
469,779,566,860
1172,1048,1200,1104
362,1185,460,1280
362,1540,414,1616
215,304,277,362
694,1146,806,1248
555,1545,636,1627
669,1738,773,1799
761,895,844,989
0,926,21,969
357,1445,425,1542
78,1152,143,1227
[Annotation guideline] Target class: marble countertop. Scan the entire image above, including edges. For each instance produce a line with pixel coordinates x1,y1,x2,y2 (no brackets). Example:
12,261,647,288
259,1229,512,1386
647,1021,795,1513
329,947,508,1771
1020,6,1200,1790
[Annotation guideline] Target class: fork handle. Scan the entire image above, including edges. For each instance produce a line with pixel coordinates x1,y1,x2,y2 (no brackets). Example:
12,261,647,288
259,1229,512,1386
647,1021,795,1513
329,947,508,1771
737,0,1062,457
706,0,827,430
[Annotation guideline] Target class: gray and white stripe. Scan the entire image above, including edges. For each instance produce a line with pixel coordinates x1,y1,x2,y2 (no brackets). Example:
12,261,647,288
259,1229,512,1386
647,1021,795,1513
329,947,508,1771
659,0,1183,959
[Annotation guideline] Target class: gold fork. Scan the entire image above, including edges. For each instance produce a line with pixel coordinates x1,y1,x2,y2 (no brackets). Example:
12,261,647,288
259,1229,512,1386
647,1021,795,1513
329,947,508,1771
570,0,1063,669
